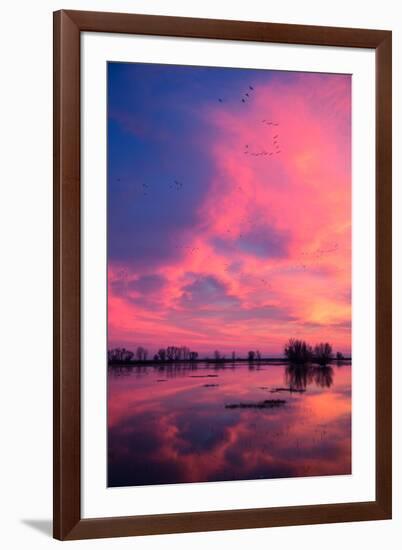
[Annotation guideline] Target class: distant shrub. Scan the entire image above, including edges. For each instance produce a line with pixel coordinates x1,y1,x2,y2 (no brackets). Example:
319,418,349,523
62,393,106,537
284,339,313,364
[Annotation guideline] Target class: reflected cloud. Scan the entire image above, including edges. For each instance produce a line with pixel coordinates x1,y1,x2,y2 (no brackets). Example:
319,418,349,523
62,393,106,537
108,362,351,486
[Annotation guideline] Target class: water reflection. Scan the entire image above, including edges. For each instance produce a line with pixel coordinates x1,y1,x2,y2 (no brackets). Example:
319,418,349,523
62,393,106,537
108,362,351,487
285,364,334,390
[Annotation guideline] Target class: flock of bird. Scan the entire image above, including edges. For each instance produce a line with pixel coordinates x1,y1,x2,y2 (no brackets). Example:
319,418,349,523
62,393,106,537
115,83,281,196
217,84,282,158
300,243,340,261
113,80,341,288
218,84,255,104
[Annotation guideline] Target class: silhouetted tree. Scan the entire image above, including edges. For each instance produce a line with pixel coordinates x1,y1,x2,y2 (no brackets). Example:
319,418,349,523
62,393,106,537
256,350,261,361
180,346,190,360
123,349,134,361
153,354,159,361
136,346,147,361
166,346,175,360
336,351,344,361
158,348,166,361
284,339,313,364
108,348,134,363
232,351,236,362
189,351,198,361
165,346,183,360
314,342,333,366
248,350,256,361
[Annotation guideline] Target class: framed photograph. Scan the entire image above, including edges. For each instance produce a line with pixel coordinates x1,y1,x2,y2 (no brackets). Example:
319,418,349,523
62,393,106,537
53,10,392,540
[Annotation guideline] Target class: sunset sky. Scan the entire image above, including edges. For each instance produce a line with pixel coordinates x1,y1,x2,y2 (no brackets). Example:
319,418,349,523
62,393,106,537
107,62,351,357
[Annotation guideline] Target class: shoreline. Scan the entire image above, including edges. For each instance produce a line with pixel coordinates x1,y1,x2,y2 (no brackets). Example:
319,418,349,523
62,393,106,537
108,357,352,367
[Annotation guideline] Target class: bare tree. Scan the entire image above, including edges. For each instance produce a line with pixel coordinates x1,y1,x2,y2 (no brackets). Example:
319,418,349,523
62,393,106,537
314,343,333,366
248,350,256,361
158,348,166,361
166,346,181,361
136,346,147,361
108,348,134,363
180,346,190,360
284,339,313,364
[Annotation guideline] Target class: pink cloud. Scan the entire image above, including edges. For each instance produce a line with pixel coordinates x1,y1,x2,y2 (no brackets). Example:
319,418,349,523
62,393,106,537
108,72,351,356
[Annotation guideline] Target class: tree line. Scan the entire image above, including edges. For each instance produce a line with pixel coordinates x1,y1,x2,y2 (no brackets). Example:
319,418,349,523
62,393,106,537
108,339,345,366
284,338,344,366
108,345,198,363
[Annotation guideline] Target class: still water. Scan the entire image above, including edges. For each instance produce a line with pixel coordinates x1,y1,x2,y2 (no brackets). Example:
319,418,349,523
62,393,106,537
108,362,351,487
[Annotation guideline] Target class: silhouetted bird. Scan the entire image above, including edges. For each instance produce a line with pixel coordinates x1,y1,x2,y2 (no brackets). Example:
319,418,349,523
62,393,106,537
218,98,223,102
249,86,254,90
241,99,246,103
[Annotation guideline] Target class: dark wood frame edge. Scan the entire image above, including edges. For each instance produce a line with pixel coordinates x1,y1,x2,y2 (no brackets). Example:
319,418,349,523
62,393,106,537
53,9,392,541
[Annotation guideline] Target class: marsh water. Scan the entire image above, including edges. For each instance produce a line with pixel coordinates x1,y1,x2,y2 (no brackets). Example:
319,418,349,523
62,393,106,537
108,361,351,487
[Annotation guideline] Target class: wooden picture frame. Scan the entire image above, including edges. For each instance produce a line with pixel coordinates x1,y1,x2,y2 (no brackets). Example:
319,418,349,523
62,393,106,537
53,9,392,540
